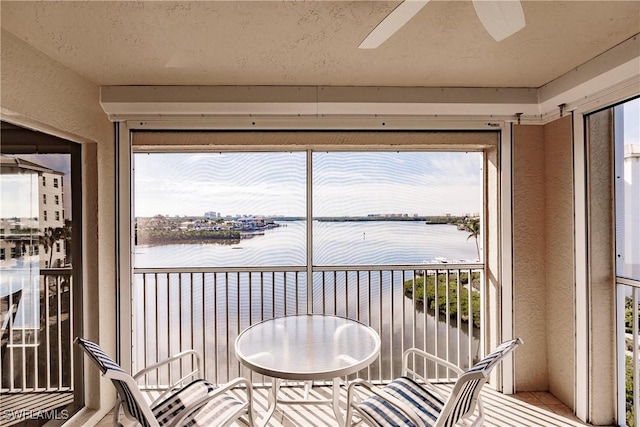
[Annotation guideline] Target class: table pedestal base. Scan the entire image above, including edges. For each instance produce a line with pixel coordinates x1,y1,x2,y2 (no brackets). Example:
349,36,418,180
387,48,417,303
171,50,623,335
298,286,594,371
260,378,344,427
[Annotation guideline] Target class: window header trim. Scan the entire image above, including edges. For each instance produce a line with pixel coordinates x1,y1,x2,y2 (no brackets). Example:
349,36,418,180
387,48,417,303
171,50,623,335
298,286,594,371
132,130,498,152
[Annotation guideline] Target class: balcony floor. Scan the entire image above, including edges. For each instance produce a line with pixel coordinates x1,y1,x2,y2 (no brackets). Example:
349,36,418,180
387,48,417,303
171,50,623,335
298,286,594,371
96,383,589,427
0,391,73,427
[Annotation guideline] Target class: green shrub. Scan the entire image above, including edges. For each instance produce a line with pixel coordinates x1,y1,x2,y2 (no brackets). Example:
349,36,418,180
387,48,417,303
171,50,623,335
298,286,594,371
139,229,241,244
627,355,635,427
404,272,481,328
626,296,640,334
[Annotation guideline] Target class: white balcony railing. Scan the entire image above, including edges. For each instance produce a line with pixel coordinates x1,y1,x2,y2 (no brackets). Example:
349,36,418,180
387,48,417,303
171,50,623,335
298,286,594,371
132,263,484,389
1,268,73,393
617,277,640,427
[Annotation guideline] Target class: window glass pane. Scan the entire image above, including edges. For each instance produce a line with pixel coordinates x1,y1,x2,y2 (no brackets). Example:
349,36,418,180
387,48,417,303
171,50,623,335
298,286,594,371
616,97,640,280
134,152,307,267
312,151,483,266
1,169,40,331
1,154,71,326
1,148,78,420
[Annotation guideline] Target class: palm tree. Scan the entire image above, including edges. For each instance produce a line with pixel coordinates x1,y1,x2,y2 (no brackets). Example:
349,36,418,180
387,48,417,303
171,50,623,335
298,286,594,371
40,226,63,267
61,220,72,265
462,218,481,261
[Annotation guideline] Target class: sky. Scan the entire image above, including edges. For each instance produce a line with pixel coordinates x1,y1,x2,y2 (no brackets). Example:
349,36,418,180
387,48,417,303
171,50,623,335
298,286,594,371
134,151,483,218
0,174,39,218
133,98,639,219
623,97,640,145
1,98,636,220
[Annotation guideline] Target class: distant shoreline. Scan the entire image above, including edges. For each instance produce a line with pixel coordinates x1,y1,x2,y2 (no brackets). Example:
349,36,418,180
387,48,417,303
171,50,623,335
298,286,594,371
136,216,472,223
272,216,468,224
134,216,471,245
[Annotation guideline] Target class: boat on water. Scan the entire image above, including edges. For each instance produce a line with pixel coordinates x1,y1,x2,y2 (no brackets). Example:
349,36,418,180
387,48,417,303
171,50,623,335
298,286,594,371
421,257,481,265
429,257,449,263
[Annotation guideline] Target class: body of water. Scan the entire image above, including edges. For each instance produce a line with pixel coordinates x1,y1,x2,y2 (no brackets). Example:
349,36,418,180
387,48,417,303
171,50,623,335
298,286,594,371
134,220,479,267
132,221,482,380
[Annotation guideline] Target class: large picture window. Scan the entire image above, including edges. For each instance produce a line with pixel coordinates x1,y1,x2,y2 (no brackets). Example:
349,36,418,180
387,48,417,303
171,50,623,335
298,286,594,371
312,151,482,266
128,131,494,383
134,152,307,268
134,150,483,268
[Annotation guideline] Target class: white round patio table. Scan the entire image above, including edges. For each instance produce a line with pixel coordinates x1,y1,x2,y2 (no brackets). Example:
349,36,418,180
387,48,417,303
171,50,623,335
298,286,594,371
235,314,381,426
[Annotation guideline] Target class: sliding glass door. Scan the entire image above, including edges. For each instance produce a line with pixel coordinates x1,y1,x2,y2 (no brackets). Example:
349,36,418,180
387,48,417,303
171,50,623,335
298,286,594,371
612,97,640,427
0,122,83,426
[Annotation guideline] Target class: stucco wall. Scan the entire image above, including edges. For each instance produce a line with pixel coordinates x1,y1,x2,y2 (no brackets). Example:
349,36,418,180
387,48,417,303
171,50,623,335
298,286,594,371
513,118,577,402
1,31,110,143
1,29,115,420
513,124,549,390
544,116,575,407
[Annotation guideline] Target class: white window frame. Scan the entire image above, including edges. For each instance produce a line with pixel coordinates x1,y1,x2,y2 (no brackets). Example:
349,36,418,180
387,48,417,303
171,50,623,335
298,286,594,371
572,85,640,424
116,119,513,390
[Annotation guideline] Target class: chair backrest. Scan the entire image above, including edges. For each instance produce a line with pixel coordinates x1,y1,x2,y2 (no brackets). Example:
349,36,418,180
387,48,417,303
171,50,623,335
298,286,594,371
437,337,523,427
75,337,158,427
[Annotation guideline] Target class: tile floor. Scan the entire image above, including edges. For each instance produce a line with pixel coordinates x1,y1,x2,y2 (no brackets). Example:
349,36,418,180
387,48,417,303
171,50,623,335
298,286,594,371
94,383,591,427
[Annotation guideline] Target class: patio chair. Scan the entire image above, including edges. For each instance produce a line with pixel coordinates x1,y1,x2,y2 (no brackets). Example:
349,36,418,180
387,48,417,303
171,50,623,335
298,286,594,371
345,337,523,427
75,337,255,427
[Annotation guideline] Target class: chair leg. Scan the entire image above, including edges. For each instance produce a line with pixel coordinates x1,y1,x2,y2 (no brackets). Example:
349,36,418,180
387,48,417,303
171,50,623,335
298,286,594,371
344,404,354,427
468,396,485,426
246,403,256,427
112,399,125,427
235,412,255,427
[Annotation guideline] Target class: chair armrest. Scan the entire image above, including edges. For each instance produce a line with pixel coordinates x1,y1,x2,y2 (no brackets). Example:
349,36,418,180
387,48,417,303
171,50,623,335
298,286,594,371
346,379,426,427
402,348,463,400
209,376,254,400
133,349,202,407
346,378,375,405
166,377,254,427
133,349,201,380
403,348,465,376
402,347,465,379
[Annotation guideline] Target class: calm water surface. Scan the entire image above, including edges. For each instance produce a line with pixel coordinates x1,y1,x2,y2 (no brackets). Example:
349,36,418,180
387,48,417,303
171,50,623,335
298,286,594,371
135,221,479,267
133,221,482,379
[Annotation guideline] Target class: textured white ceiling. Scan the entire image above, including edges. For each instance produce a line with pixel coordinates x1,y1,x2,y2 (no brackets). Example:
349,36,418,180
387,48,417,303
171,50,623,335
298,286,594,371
1,1,639,88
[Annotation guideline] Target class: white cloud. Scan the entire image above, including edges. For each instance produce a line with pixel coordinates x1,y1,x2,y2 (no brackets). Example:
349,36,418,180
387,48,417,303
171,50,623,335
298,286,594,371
134,151,482,217
0,175,39,218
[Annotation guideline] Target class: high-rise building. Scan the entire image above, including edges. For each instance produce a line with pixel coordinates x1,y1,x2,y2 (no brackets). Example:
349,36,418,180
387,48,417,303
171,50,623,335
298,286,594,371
0,155,66,268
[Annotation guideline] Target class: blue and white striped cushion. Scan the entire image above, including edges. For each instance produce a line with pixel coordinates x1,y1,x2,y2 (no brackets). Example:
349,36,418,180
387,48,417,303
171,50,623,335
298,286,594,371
440,378,482,427
152,379,245,427
357,339,521,427
358,377,445,427
468,338,515,373
77,338,126,374
385,377,445,425
117,382,152,427
77,338,152,427
359,394,415,426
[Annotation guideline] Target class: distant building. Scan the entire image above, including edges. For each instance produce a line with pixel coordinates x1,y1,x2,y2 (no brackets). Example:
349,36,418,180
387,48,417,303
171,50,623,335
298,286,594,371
204,211,221,219
621,144,640,279
232,216,277,231
0,155,66,268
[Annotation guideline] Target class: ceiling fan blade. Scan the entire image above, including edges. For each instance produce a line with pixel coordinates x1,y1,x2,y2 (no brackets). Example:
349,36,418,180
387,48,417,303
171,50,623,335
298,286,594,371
359,0,430,49
472,0,525,41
